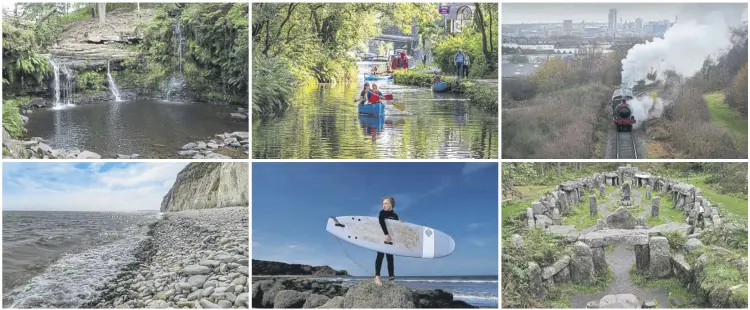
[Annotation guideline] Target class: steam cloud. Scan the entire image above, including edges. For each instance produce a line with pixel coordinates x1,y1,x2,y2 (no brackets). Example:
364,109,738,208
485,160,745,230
628,95,670,129
620,11,734,87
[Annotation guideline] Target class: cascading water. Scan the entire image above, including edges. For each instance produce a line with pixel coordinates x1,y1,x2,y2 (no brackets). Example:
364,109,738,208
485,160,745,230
165,21,186,101
61,65,74,106
107,60,122,101
175,22,183,75
48,57,75,108
49,58,62,107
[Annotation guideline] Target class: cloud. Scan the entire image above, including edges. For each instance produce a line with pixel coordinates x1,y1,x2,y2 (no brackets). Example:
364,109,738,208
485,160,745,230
468,238,488,247
467,223,483,230
461,163,496,176
3,163,187,212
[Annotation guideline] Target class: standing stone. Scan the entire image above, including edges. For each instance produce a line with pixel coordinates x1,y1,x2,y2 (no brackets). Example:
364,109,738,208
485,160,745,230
634,245,650,275
559,192,569,214
645,185,652,200
527,218,535,229
551,208,561,224
591,247,607,276
648,236,672,278
651,197,660,218
553,266,571,283
527,262,545,299
570,242,596,285
621,182,631,202
599,183,606,198
589,195,598,216
532,202,545,215
526,208,534,220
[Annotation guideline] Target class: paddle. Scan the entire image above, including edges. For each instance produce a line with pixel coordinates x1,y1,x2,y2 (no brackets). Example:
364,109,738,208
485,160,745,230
381,94,405,111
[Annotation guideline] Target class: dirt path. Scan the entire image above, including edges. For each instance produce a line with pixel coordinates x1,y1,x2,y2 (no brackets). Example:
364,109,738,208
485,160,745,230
569,245,671,308
568,181,671,307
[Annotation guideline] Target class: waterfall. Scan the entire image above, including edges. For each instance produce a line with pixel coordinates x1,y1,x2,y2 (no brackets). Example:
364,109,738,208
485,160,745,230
48,57,74,108
49,58,61,107
107,60,122,101
61,64,74,105
174,22,184,75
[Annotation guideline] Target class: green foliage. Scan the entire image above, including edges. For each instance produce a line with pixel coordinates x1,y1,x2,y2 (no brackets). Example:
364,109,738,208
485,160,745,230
2,97,35,138
392,71,496,110
460,81,498,112
433,31,495,79
501,228,571,308
663,230,688,253
701,163,749,199
252,49,296,119
629,263,698,307
139,3,249,104
2,20,51,95
76,71,104,93
562,201,604,230
252,3,379,84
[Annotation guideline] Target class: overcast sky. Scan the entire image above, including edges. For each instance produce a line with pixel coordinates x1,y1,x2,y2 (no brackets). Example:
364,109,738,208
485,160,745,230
502,3,748,25
3,163,187,212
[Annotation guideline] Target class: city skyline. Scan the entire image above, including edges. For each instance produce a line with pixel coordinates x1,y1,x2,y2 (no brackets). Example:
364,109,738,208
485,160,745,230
502,3,748,25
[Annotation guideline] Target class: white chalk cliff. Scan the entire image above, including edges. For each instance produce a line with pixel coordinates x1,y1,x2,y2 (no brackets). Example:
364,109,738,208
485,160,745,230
161,163,248,212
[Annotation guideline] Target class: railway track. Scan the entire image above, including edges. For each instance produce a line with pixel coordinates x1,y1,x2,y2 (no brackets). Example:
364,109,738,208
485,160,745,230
616,130,638,159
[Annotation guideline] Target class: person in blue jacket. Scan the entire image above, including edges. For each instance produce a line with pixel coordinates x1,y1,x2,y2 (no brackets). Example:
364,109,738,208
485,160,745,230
454,49,466,80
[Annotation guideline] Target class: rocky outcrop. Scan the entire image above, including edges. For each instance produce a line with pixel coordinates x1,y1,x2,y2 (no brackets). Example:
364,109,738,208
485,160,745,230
251,278,476,308
49,8,157,65
251,260,348,276
161,163,249,212
178,131,249,159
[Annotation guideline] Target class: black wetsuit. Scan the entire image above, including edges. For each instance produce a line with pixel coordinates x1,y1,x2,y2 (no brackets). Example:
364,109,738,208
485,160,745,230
376,209,398,277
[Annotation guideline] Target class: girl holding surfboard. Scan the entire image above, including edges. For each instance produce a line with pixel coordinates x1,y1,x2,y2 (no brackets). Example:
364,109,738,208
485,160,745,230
375,196,402,286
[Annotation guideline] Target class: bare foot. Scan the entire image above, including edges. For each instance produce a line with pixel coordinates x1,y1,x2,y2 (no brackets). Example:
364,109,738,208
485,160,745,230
374,276,383,286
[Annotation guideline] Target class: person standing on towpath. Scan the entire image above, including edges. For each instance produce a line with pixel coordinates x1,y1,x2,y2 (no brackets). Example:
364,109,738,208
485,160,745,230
454,49,466,81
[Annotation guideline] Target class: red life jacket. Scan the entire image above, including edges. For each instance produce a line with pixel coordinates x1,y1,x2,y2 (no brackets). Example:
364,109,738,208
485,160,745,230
368,92,380,103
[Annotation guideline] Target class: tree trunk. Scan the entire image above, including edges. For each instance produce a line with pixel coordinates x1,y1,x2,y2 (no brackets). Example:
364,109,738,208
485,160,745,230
474,3,491,68
98,3,106,24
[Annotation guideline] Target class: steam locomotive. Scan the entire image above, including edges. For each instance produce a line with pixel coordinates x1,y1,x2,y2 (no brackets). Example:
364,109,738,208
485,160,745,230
612,88,636,132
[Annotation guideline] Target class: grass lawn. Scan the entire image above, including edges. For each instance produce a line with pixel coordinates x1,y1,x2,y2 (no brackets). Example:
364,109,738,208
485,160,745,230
691,176,748,221
646,194,686,227
502,185,552,221
704,92,748,153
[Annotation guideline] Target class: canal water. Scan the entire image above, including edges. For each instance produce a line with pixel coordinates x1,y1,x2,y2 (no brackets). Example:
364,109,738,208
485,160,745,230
25,100,247,158
252,62,498,159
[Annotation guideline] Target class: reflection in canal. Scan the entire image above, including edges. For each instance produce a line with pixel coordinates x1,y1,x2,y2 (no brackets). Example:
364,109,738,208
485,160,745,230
252,63,497,159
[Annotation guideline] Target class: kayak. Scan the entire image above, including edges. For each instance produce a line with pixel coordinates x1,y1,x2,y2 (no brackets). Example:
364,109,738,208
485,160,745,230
432,81,451,93
364,73,393,80
358,102,385,116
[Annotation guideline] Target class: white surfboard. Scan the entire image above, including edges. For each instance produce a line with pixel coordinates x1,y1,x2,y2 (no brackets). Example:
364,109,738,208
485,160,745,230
326,216,455,258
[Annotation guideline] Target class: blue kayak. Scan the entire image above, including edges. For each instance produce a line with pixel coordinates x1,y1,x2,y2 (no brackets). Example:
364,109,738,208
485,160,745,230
432,81,451,93
358,102,385,116
358,115,385,130
364,73,394,80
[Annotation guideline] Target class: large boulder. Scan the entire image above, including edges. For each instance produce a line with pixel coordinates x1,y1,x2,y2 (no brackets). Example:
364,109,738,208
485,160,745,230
598,294,641,308
606,207,637,229
340,281,416,308
274,290,310,308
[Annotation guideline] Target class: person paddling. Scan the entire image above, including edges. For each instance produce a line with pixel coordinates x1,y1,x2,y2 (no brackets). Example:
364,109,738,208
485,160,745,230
367,83,384,104
357,82,371,104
